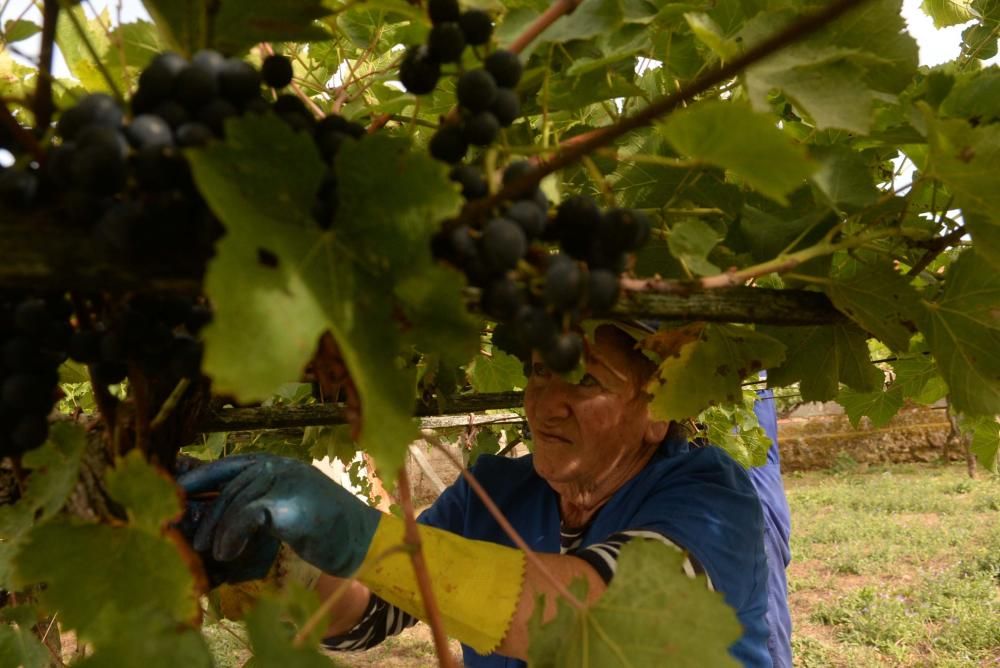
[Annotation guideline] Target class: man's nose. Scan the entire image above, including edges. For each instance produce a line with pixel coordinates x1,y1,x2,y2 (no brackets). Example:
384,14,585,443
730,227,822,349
533,377,573,421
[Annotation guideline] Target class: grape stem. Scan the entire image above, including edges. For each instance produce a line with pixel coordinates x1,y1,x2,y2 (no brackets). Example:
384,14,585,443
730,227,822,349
396,465,458,668
618,227,898,294
508,0,584,55
259,43,324,118
34,0,59,132
464,0,875,223
422,429,587,611
906,225,966,277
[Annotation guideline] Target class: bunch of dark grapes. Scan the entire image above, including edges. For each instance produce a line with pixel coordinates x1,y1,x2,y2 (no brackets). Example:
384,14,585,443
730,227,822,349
432,161,651,373
0,296,72,457
68,295,212,387
398,0,522,164
0,50,366,248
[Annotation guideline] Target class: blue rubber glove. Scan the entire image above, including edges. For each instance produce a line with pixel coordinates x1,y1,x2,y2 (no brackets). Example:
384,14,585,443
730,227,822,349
175,496,281,586
177,454,382,578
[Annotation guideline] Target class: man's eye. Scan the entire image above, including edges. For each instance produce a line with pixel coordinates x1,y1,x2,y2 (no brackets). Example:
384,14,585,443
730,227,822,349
577,373,600,387
531,362,550,378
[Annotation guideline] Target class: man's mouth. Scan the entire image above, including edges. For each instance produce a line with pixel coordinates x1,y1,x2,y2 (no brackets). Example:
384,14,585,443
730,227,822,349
536,430,572,445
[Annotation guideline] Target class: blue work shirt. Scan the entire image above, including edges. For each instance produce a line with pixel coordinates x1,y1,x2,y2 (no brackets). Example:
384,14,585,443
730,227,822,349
749,389,793,668
419,431,773,668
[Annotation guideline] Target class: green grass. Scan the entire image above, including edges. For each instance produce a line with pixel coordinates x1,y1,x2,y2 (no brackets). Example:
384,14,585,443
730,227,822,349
787,463,1000,667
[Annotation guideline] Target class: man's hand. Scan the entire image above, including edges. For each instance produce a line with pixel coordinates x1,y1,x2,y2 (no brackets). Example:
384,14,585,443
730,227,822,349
177,454,382,578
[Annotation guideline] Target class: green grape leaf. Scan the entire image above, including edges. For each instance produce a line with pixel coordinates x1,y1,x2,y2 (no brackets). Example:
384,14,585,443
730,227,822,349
921,0,975,28
916,249,1000,416
762,323,884,402
55,6,111,91
528,540,741,667
304,425,359,463
966,415,999,474
471,349,528,393
141,0,206,54
0,424,86,588
740,2,918,134
667,219,722,276
12,520,200,646
645,324,786,422
698,390,773,468
19,423,87,519
660,100,815,205
685,12,740,60
964,210,1000,270
892,354,949,404
809,145,879,212
104,451,183,534
189,116,469,482
0,610,47,668
3,19,41,43
75,612,212,668
836,385,904,428
243,586,334,668
925,114,1000,250
961,22,998,59
539,0,625,43
468,429,501,468
213,0,332,56
939,69,1000,122
825,262,923,351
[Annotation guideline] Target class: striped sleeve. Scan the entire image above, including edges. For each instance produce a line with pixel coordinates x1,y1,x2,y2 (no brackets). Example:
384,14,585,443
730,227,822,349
570,530,714,590
321,594,420,651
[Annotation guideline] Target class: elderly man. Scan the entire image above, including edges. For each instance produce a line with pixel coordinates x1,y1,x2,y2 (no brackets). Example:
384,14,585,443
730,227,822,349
180,324,774,666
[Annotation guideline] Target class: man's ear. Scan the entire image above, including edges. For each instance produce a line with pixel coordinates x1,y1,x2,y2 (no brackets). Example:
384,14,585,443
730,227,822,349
644,417,670,446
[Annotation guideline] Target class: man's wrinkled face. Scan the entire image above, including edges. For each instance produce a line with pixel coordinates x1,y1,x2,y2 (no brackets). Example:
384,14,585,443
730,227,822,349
524,326,658,489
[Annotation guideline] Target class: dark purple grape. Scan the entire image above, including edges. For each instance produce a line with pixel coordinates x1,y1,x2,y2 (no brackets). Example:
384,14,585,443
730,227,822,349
186,305,213,333
316,129,352,162
174,63,219,110
198,97,237,135
219,58,262,104
429,124,468,163
516,306,558,349
399,45,441,95
502,160,532,186
490,88,520,127
428,0,460,24
542,332,582,374
506,200,546,238
600,208,652,253
1,374,55,414
126,114,173,149
482,276,524,321
153,100,189,128
459,10,493,45
0,169,39,209
544,255,584,310
491,321,529,360
10,414,49,453
176,122,214,147
553,195,601,258
192,50,225,76
449,165,488,199
13,299,49,336
480,217,526,272
457,69,497,113
261,54,294,88
484,50,522,88
428,22,466,63
3,337,48,372
58,93,123,140
587,269,620,314
463,111,499,146
137,52,187,104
